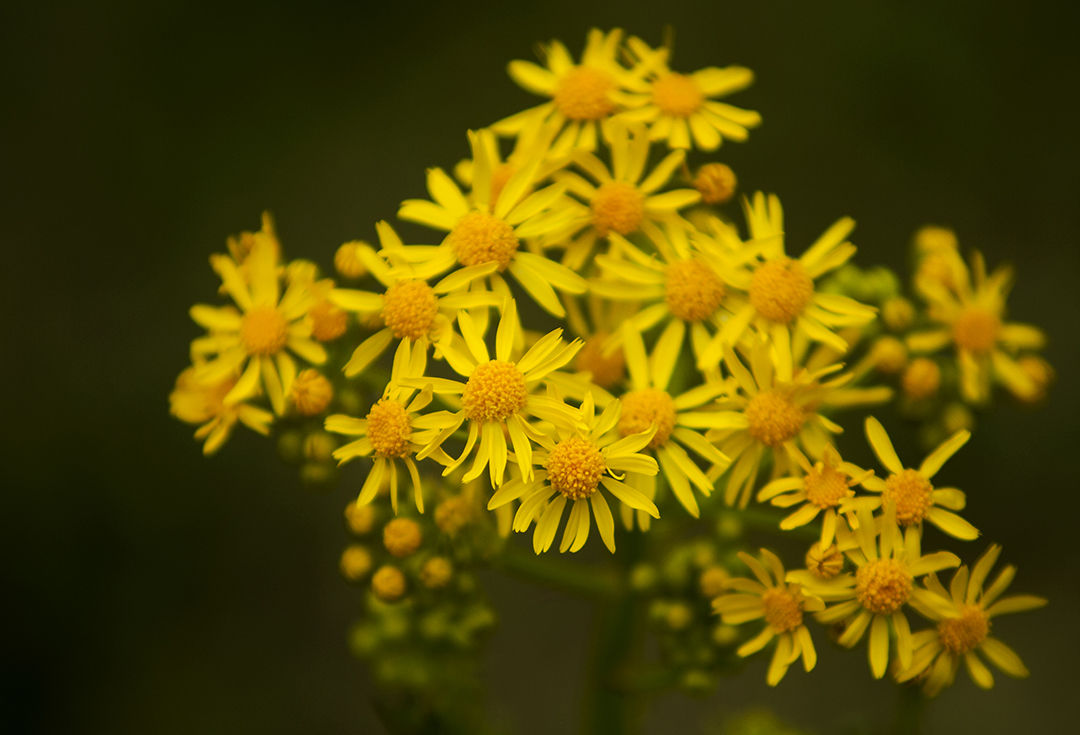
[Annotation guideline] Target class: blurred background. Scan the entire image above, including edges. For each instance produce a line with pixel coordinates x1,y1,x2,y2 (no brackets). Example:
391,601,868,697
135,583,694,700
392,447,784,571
2,1,1078,733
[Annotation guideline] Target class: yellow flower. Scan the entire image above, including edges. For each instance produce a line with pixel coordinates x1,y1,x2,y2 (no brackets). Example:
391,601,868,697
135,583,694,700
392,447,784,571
858,417,978,541
224,211,281,265
897,545,1047,695
607,323,733,520
698,193,876,379
493,28,648,155
328,223,500,377
489,393,660,554
757,444,871,547
395,129,586,318
325,341,454,514
189,237,326,415
907,251,1047,402
409,300,583,488
620,36,761,151
789,505,960,679
712,549,823,686
590,221,746,371
714,341,891,507
553,121,701,268
170,366,273,455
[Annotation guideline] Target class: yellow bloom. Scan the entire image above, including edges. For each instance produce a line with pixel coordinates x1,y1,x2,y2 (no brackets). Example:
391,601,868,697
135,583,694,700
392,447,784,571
757,444,871,547
489,393,660,554
789,505,960,679
409,300,583,488
493,28,649,155
189,237,326,415
395,129,586,318
714,341,891,507
224,211,281,265
170,366,273,455
329,223,500,377
897,545,1047,695
712,549,823,686
325,341,453,514
590,221,747,372
698,193,876,379
907,251,1046,402
607,323,733,520
620,36,761,151
553,121,701,268
858,417,978,541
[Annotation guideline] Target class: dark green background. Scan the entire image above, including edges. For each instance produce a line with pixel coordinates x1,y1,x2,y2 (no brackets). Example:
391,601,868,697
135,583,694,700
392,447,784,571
3,1,1078,733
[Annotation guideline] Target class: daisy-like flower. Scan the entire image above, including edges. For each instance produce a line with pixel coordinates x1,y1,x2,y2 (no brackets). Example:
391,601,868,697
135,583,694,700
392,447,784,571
619,36,762,151
907,250,1046,402
327,222,500,377
712,341,892,508
493,28,650,155
395,129,586,318
552,121,701,268
169,366,273,455
858,417,979,541
607,322,733,519
697,193,876,380
590,221,749,371
489,393,660,554
757,444,871,547
896,544,1047,695
325,341,456,514
411,300,583,488
789,505,960,679
712,549,823,686
190,237,326,415
562,293,636,391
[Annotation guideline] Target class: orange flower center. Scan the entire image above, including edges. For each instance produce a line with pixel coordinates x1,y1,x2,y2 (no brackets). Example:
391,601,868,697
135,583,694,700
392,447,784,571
240,305,289,356
938,604,990,654
693,163,737,204
883,469,933,526
590,181,645,236
366,399,412,458
804,463,850,508
749,258,814,323
618,388,677,448
952,306,1001,355
745,390,805,448
575,335,625,388
309,300,348,342
651,72,704,117
462,360,528,422
665,258,726,322
382,280,439,340
447,211,519,270
554,66,616,120
762,587,804,633
546,436,605,500
855,558,912,615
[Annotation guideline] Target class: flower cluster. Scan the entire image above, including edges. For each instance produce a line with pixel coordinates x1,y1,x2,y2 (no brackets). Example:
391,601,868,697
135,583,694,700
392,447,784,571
170,28,1049,704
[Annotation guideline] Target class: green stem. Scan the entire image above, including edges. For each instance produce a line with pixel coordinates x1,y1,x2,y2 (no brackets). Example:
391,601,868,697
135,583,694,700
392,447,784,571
495,541,619,599
894,685,925,735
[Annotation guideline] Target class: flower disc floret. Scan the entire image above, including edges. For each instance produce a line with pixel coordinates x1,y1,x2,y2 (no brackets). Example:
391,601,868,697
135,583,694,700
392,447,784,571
590,181,645,236
382,280,438,340
883,469,934,525
938,604,991,654
575,335,625,388
651,72,704,117
952,307,1001,354
855,558,912,615
546,436,605,500
309,300,347,342
240,305,289,355
665,258,726,322
762,588,804,633
618,388,677,448
749,258,814,323
462,360,528,422
447,211,519,270
383,518,422,558
554,66,616,120
366,399,412,458
803,463,849,508
745,390,805,448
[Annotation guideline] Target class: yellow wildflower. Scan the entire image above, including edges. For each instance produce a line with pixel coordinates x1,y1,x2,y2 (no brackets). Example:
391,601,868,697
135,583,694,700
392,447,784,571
169,366,273,455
